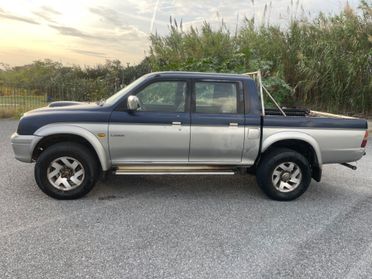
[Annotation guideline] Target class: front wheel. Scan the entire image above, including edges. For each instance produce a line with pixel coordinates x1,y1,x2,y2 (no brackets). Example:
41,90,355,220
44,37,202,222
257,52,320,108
256,148,311,201
35,142,98,199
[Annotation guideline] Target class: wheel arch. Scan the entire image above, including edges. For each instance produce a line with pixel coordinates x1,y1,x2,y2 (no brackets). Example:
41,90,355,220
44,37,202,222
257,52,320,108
32,124,111,171
261,132,322,181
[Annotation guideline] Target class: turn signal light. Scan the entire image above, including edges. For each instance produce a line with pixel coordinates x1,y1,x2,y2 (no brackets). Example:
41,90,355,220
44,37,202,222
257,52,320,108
361,131,368,148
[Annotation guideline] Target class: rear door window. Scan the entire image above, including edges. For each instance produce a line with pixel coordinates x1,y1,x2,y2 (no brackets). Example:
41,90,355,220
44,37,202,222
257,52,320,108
194,81,238,114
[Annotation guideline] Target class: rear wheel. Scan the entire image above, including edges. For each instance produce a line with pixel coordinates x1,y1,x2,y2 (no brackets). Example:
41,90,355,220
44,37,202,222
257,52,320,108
35,142,98,199
256,148,311,201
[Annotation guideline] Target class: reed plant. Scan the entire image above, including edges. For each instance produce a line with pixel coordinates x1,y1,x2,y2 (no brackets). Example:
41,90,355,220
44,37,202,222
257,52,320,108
149,1,372,114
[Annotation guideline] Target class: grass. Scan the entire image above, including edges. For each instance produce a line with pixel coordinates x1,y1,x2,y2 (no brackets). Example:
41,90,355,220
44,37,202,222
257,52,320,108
0,95,47,118
0,95,46,105
0,108,19,118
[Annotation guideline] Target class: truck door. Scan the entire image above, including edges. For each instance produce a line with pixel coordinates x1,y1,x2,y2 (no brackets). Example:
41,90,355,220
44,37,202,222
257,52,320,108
189,80,245,163
109,79,191,164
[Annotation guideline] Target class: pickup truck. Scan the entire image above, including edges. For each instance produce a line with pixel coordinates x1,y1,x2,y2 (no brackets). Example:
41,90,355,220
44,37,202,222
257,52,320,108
10,72,368,201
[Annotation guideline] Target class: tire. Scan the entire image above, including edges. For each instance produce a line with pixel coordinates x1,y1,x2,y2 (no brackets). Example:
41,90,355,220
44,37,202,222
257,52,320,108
34,142,99,200
256,148,311,201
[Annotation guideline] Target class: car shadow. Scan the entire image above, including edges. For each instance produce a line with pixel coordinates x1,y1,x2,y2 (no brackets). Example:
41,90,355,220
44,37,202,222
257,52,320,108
90,174,267,201
88,173,365,204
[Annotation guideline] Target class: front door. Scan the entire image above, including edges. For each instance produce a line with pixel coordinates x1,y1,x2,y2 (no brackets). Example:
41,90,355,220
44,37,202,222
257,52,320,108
109,79,190,164
189,80,245,163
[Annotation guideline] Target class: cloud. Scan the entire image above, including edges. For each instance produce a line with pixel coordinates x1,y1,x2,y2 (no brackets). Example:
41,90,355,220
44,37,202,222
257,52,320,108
33,6,61,23
0,9,39,25
70,49,107,58
33,11,55,23
48,24,147,45
48,24,97,39
89,5,167,31
40,6,61,16
89,7,123,27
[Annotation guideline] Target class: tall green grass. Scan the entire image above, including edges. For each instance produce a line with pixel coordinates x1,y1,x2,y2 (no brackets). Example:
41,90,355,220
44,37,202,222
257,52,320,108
149,1,372,114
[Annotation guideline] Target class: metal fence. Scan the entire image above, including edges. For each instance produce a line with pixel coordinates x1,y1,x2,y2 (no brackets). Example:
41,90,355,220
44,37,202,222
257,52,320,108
0,86,46,112
0,82,116,115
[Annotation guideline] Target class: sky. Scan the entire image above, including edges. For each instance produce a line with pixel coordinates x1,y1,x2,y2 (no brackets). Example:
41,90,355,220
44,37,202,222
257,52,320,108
0,0,360,67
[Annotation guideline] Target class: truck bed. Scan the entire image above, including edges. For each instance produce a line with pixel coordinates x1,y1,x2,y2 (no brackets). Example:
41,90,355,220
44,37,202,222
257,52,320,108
265,108,310,117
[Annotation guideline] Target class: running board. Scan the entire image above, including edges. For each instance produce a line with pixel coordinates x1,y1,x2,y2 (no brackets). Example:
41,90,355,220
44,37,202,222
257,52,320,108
114,165,236,175
115,171,235,175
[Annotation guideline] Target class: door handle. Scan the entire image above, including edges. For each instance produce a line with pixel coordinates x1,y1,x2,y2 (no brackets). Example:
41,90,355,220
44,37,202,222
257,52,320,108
172,121,182,125
229,123,238,126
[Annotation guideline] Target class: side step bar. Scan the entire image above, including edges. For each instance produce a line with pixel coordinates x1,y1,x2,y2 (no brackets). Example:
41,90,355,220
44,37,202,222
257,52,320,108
115,165,236,175
115,171,235,175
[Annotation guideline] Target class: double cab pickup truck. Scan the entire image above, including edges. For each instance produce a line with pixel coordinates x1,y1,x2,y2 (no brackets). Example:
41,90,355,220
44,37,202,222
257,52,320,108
11,72,368,201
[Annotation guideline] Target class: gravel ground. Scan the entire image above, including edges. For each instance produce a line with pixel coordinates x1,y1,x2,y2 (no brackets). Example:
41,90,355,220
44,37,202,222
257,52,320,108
0,119,371,279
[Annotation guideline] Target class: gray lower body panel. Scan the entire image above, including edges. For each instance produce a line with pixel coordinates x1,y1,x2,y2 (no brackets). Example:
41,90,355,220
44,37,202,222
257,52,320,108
262,127,366,164
189,125,245,163
109,123,190,164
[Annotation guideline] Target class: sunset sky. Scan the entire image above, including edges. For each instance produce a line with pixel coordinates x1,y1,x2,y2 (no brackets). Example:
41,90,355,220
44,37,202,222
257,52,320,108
0,0,360,67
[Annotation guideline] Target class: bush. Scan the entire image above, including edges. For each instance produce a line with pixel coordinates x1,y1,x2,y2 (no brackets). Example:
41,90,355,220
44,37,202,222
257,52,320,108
148,2,372,114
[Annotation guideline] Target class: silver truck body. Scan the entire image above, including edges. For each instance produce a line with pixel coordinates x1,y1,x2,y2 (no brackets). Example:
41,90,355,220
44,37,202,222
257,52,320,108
11,72,368,179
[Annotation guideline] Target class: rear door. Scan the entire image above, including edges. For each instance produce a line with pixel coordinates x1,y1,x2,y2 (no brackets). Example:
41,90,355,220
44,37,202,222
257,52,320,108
189,79,245,163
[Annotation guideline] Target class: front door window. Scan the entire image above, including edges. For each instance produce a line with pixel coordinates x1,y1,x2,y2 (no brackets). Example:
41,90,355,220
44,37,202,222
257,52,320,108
136,81,187,113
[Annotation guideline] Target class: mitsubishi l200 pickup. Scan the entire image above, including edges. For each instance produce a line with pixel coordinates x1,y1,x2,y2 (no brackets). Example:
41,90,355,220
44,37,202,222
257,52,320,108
11,72,368,200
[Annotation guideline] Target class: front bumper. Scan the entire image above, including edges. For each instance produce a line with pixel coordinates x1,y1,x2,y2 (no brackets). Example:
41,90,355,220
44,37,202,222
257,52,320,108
10,133,41,163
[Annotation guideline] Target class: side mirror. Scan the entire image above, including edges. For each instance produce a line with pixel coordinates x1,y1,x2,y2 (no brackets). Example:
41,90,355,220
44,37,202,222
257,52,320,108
127,95,140,111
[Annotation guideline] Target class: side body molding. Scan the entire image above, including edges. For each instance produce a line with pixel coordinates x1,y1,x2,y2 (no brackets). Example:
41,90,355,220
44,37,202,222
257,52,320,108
34,124,111,171
261,131,323,166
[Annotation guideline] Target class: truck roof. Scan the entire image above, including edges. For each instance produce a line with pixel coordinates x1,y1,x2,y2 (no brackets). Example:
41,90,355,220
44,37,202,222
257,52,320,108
147,71,253,80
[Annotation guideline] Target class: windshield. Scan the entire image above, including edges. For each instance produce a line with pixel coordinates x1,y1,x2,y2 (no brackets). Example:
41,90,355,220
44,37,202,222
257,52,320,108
103,75,148,106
